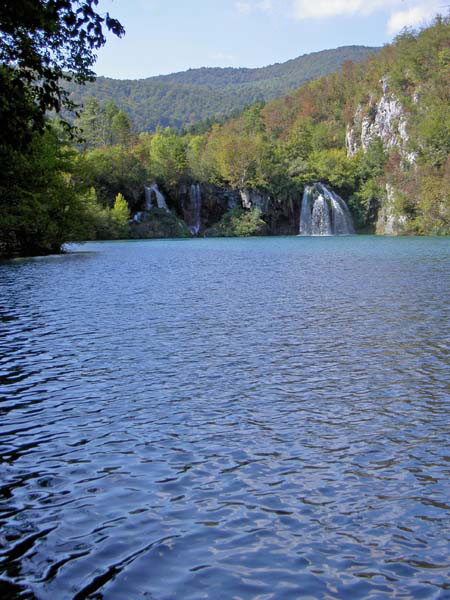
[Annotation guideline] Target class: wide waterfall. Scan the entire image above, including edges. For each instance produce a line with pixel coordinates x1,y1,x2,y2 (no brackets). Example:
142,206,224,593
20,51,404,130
188,183,202,235
145,184,169,211
299,183,355,235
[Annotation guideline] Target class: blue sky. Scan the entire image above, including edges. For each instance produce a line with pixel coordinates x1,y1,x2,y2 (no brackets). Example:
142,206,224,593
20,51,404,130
94,0,444,79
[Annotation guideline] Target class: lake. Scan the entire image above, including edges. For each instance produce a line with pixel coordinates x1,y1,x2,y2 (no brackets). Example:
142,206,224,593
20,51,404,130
1,236,449,599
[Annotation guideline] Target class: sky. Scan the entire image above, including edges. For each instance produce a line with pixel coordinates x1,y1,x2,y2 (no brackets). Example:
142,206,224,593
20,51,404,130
94,0,445,79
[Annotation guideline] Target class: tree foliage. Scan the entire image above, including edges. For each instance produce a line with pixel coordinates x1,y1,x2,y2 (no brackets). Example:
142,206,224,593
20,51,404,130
0,0,124,147
112,193,130,238
205,207,267,237
76,144,148,207
148,128,188,186
0,0,124,256
75,98,134,148
0,127,88,254
63,46,379,132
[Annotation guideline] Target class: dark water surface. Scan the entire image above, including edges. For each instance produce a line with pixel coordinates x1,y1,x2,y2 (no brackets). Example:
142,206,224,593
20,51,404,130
1,236,449,599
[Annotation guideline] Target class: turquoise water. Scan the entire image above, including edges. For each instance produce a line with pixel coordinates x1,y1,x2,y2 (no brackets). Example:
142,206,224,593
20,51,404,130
0,236,449,599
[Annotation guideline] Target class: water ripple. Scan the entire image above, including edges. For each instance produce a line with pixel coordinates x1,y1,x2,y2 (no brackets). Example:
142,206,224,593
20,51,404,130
0,236,449,599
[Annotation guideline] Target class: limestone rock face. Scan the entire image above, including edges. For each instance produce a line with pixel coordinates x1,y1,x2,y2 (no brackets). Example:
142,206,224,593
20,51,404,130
376,184,408,235
346,77,417,234
239,189,270,212
346,78,416,164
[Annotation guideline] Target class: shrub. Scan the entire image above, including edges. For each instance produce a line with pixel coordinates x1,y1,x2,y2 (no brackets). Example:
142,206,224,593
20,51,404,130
205,207,267,237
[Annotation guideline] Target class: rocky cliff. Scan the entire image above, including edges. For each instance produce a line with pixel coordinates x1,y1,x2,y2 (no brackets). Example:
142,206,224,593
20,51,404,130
346,77,416,234
130,182,301,238
174,184,300,236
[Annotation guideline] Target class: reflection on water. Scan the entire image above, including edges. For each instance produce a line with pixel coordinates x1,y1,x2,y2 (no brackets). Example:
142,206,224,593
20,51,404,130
0,236,449,599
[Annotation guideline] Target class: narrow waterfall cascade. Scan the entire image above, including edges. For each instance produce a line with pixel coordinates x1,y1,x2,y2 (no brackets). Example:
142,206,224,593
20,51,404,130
299,183,355,235
144,186,153,210
189,183,202,235
145,183,169,211
299,186,313,235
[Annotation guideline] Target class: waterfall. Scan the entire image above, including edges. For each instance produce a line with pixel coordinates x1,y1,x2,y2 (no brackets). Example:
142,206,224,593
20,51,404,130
145,183,169,211
189,183,202,235
312,193,332,235
151,184,169,211
328,187,355,234
299,185,313,235
144,186,153,210
299,183,355,235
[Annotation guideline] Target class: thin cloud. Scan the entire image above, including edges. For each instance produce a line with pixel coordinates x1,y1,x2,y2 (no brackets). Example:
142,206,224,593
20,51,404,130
235,0,273,15
291,0,399,20
257,0,273,13
235,1,252,14
388,3,439,33
291,0,442,34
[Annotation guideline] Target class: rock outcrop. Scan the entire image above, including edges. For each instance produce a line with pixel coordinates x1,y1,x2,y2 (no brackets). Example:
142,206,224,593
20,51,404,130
346,78,415,164
132,183,301,237
375,183,408,235
346,77,416,234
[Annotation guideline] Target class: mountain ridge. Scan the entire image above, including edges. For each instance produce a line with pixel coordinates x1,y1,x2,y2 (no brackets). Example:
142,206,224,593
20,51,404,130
67,45,380,131
141,45,379,84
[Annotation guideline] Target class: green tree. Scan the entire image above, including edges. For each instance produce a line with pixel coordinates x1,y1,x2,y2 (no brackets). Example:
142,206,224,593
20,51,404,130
75,100,135,148
112,193,130,238
0,1,124,147
231,207,267,236
206,207,267,237
76,145,148,207
0,126,87,255
186,134,207,181
75,97,107,149
149,128,187,186
203,120,270,189
0,1,125,256
78,187,114,240
111,111,133,146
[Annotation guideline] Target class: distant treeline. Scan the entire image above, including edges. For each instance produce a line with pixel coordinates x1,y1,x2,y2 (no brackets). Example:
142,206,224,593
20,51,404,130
64,46,379,131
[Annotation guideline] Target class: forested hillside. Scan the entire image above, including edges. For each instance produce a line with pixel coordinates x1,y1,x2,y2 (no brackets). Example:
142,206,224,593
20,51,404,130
2,18,448,257
71,17,448,238
65,46,378,131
